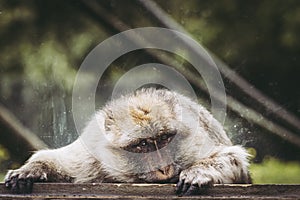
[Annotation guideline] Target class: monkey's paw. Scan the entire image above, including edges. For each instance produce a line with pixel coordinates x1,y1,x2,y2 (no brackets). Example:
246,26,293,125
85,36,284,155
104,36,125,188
176,166,214,195
4,162,48,194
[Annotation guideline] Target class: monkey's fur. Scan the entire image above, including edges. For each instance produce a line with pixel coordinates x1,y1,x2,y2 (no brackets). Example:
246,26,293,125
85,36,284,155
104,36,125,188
5,88,251,194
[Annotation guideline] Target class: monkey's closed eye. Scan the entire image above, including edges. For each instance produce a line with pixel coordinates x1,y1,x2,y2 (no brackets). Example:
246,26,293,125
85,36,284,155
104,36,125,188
123,139,150,153
123,132,176,153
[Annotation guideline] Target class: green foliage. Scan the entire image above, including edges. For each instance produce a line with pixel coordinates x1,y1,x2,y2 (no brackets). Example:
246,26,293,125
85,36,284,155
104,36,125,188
0,145,9,181
250,157,300,184
0,173,4,182
0,145,9,162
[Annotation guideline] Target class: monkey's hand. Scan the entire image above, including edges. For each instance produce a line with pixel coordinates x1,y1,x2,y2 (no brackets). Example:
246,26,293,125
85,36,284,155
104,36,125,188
5,161,53,194
5,160,73,194
176,146,251,195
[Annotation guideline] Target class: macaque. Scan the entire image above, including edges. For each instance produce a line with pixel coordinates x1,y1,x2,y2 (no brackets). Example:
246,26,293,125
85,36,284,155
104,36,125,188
5,88,251,195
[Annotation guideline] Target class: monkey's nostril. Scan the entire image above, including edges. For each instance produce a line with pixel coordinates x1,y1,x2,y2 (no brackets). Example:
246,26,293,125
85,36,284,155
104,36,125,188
157,165,172,175
157,168,165,174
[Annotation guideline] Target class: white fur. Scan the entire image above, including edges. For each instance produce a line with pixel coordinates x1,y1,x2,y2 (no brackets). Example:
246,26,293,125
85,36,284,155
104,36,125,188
5,88,251,186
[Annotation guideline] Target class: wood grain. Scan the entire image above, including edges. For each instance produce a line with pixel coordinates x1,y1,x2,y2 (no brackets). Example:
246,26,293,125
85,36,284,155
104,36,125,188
0,183,299,199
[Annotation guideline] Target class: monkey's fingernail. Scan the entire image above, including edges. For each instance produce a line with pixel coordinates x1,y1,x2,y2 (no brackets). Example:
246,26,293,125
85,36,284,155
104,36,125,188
5,181,11,188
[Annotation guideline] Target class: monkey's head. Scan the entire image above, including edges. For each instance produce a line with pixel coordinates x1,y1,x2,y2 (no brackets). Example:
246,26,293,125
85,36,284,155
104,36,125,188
97,88,198,183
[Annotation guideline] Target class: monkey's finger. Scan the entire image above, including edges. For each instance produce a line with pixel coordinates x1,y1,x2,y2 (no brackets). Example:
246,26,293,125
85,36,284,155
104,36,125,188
17,179,28,194
5,179,12,188
4,173,17,189
184,184,199,195
175,180,184,194
11,176,20,194
26,178,34,193
181,182,191,194
8,176,31,194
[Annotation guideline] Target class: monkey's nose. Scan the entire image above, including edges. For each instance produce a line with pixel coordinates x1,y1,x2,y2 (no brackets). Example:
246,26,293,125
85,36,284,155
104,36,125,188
158,165,169,175
156,165,174,177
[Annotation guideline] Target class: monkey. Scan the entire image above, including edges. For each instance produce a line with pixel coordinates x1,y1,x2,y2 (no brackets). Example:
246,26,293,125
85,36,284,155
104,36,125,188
4,88,251,195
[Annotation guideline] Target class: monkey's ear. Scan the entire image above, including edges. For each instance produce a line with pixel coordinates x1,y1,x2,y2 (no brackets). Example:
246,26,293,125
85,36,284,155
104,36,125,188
103,109,114,132
93,110,115,141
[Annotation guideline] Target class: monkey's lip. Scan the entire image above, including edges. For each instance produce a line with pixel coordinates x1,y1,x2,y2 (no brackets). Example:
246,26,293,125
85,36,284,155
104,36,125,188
141,164,176,182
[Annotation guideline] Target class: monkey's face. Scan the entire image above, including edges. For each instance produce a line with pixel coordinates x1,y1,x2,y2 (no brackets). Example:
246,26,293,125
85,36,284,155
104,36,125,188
101,89,187,182
121,131,180,183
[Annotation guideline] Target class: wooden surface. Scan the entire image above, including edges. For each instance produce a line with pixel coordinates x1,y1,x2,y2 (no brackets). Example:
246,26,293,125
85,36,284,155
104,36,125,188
0,183,299,199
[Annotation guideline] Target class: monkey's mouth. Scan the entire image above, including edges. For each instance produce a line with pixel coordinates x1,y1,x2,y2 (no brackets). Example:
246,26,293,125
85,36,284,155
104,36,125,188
138,164,178,183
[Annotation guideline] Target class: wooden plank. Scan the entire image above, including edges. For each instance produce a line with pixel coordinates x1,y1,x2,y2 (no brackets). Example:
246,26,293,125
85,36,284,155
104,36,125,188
0,183,299,199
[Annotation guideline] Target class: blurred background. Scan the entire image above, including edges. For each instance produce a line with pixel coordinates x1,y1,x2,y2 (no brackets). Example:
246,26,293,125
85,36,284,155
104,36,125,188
0,0,299,183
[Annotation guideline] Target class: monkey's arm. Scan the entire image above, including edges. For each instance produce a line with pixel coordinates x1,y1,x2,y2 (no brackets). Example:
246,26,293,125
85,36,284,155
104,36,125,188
176,145,251,195
4,138,106,193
